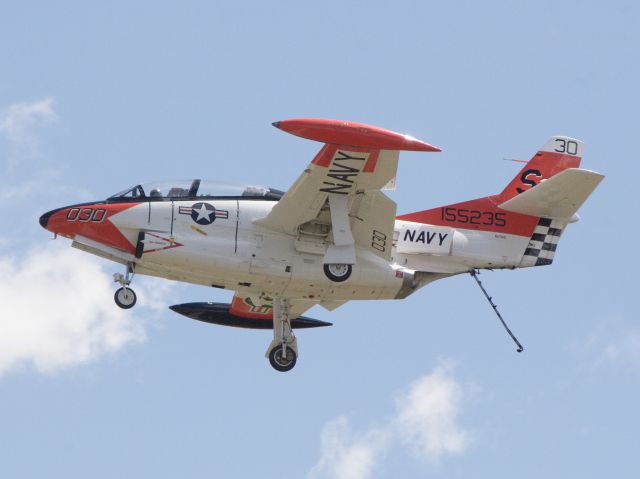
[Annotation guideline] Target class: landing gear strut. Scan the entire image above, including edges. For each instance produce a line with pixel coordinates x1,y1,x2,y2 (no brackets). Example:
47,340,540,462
113,263,137,309
266,298,298,372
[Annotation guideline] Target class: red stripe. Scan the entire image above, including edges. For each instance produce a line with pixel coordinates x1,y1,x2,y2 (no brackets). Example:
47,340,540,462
363,150,380,173
47,203,139,252
397,196,538,237
311,144,338,167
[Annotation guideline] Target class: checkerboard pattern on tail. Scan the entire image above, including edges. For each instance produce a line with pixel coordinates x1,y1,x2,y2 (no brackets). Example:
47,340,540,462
519,218,565,267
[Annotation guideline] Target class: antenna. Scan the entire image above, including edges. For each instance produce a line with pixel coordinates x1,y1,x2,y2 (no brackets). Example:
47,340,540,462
469,269,524,353
502,158,528,163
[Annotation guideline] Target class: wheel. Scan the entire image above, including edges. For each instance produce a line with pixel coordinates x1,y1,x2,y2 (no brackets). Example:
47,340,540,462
268,345,297,372
114,287,137,309
323,263,352,282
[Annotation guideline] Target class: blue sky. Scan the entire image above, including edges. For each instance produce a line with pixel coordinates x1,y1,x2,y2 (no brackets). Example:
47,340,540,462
1,1,638,477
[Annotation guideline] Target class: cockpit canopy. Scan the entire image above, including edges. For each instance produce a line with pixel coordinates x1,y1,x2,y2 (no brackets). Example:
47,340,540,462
108,180,284,201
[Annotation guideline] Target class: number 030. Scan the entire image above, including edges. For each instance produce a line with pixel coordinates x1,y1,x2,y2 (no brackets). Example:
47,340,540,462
371,230,387,252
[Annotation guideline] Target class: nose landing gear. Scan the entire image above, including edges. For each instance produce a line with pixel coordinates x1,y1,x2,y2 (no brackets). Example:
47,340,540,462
113,263,137,309
266,298,298,372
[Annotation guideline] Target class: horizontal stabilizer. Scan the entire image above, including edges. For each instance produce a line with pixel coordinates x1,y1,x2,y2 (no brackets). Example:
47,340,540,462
498,168,604,219
169,302,332,329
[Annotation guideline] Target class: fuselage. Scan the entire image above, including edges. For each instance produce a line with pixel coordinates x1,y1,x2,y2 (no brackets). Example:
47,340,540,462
39,192,532,303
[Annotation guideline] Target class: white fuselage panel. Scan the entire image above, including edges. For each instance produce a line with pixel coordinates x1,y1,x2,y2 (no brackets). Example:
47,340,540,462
106,199,529,301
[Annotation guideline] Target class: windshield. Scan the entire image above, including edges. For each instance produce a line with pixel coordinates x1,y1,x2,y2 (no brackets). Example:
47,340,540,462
108,179,284,201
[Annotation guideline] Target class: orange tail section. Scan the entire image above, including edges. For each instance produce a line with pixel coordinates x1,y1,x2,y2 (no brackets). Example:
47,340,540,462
397,136,585,238
497,136,583,202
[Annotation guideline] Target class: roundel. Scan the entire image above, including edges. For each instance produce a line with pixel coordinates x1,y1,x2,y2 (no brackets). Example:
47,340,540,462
190,202,217,225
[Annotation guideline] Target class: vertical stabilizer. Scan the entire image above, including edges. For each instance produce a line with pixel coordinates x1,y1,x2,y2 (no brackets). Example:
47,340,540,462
498,136,583,202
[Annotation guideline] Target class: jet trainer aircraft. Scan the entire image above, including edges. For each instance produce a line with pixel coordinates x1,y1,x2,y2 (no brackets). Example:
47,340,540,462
39,119,604,371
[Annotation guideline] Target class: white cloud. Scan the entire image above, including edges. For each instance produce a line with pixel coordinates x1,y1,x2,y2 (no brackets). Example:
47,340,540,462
308,417,386,479
394,362,469,461
0,97,57,148
584,325,640,372
598,332,640,366
0,241,174,376
308,362,471,479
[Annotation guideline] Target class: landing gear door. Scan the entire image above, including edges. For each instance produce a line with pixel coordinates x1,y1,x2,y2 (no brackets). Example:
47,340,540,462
147,201,173,233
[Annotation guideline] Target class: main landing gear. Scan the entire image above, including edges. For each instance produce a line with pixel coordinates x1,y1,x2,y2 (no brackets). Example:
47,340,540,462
323,263,352,282
266,298,298,372
113,263,137,309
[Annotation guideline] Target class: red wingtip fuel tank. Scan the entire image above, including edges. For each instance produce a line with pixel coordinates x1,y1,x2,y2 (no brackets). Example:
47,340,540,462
273,118,441,152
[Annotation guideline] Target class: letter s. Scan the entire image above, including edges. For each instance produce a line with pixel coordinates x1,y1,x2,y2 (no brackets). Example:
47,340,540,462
516,169,542,194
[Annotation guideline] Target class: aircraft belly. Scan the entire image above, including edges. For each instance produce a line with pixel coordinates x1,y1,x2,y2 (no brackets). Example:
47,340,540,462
84,220,518,297
451,228,529,266
281,249,404,301
392,226,529,272
236,219,405,300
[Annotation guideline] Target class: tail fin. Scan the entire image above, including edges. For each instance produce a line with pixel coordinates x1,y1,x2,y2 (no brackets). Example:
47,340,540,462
395,136,604,269
396,136,591,236
498,136,583,202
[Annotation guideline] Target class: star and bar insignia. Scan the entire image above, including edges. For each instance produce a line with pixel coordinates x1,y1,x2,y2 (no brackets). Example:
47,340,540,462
178,202,229,225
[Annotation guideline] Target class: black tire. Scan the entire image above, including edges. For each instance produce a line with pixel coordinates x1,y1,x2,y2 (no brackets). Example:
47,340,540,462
114,287,137,309
323,263,352,282
268,345,297,372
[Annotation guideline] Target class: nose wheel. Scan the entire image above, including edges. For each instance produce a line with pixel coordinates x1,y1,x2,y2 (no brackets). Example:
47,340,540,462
114,287,137,309
113,263,137,309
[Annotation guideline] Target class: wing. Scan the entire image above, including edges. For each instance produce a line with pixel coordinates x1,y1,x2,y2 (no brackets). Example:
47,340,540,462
256,119,440,263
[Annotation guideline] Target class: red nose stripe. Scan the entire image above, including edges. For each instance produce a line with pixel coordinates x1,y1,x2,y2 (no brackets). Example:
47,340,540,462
45,203,138,253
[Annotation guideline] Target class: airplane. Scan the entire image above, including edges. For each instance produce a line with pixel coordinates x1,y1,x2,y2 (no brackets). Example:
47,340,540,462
39,118,604,372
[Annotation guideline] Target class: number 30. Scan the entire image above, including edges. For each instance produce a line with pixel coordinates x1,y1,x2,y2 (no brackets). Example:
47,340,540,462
554,138,578,155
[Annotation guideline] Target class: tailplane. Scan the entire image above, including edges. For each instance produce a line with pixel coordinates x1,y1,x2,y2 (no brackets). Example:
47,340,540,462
499,167,604,220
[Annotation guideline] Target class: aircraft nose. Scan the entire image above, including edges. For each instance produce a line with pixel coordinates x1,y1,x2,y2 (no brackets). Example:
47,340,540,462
39,210,54,229
39,206,67,231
